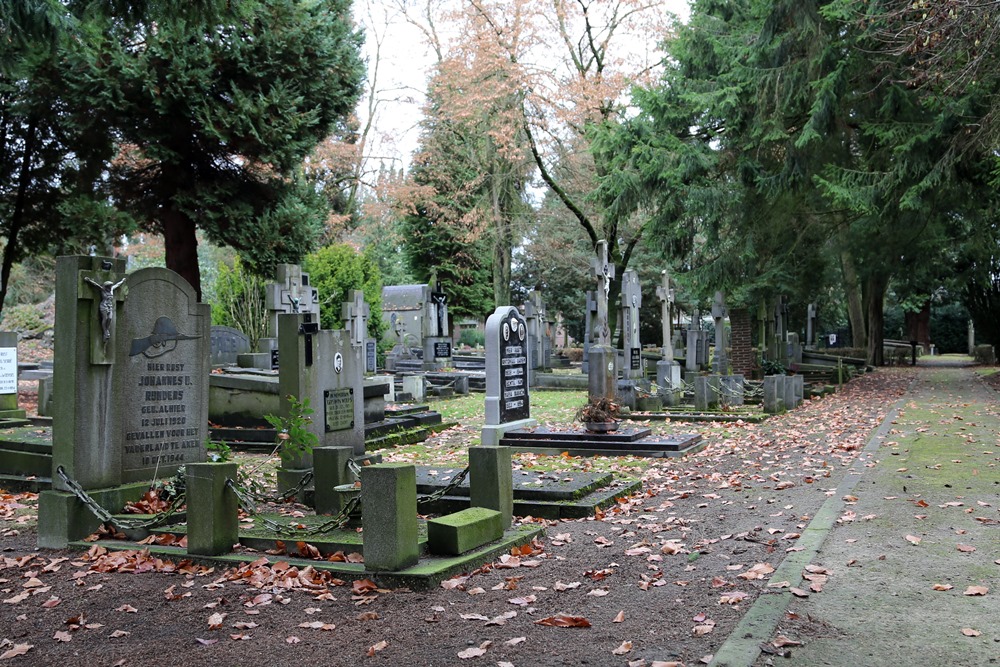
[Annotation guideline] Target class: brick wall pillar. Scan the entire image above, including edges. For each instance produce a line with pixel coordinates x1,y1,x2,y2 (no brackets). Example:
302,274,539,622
730,307,755,377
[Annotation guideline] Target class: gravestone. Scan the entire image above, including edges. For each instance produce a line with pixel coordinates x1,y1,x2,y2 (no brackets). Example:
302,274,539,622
711,291,728,374
210,326,251,366
424,278,452,370
276,312,364,494
382,280,451,371
40,258,210,547
655,270,682,406
581,291,597,374
588,241,617,400
481,306,537,446
685,327,700,372
620,270,643,382
342,290,376,374
0,333,25,418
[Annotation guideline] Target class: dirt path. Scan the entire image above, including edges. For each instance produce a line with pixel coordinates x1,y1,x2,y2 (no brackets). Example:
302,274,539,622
0,368,938,666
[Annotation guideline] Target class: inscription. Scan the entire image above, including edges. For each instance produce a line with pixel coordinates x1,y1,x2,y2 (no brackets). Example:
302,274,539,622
124,361,200,468
324,388,355,432
433,341,452,358
0,347,16,395
497,312,530,423
630,348,641,371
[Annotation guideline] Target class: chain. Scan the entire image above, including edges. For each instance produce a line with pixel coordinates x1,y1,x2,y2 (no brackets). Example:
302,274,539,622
56,466,186,531
238,470,315,504
226,478,358,536
417,466,470,506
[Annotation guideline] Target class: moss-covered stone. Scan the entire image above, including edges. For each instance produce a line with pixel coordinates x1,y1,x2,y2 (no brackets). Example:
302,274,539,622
427,507,502,555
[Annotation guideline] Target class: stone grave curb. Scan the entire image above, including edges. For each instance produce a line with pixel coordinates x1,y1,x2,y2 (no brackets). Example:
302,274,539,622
68,524,543,590
634,412,767,424
419,477,642,520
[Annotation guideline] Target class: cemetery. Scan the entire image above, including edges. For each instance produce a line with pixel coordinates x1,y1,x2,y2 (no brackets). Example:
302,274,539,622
4,1,1000,665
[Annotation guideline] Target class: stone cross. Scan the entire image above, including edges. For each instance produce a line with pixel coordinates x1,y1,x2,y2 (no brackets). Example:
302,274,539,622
655,269,674,359
621,269,642,376
712,290,728,374
589,240,615,346
265,264,319,338
342,290,369,348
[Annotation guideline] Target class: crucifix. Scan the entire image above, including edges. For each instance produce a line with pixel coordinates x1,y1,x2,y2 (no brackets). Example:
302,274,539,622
655,269,674,360
79,268,127,364
589,240,615,346
342,290,369,348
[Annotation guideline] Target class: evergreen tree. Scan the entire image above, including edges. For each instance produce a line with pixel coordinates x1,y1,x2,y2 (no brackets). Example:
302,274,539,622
80,0,365,298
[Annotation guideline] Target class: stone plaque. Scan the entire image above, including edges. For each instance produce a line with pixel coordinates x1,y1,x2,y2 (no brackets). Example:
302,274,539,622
270,348,279,370
630,348,641,371
324,387,355,432
0,347,16,394
497,311,529,423
366,340,377,373
433,341,452,358
115,268,210,483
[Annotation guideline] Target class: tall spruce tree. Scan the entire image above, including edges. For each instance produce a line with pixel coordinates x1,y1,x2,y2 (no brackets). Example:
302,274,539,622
78,0,364,298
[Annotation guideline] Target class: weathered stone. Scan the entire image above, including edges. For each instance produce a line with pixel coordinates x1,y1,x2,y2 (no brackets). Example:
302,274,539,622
360,463,418,571
210,326,251,366
469,446,513,529
185,462,239,556
427,507,503,555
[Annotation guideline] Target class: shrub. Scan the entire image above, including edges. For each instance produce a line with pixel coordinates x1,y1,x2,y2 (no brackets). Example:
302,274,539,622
457,329,485,348
212,257,268,349
303,243,385,341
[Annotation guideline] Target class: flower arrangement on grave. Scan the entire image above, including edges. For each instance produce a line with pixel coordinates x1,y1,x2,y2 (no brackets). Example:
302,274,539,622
576,396,621,432
265,395,319,467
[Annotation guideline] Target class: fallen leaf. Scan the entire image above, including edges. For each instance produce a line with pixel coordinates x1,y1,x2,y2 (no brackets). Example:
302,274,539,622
957,544,976,553
505,637,526,646
0,644,32,659
194,638,218,646
613,610,625,623
109,630,129,638
285,636,300,644
790,588,809,598
457,647,486,659
964,586,988,596
772,635,802,647
366,640,388,656
932,584,953,591
961,628,981,637
52,631,72,643
535,614,591,628
207,612,226,629
904,535,921,545
611,640,633,655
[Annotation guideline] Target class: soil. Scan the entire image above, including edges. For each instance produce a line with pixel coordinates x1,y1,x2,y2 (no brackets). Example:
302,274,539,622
0,369,915,667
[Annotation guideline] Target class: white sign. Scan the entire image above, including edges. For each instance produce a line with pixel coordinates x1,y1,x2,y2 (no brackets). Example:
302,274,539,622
828,334,837,346
0,347,17,395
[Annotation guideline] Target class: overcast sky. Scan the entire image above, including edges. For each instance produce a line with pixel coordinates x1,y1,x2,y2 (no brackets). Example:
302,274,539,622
355,1,692,172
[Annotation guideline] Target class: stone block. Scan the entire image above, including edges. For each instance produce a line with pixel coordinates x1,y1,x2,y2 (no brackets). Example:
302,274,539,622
361,463,418,571
469,446,513,529
720,374,745,407
237,352,271,369
313,446,356,515
763,375,786,414
402,376,425,402
186,462,239,556
427,507,503,555
37,482,149,548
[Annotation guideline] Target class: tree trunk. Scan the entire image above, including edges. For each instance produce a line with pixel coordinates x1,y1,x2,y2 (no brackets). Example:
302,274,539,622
865,274,887,366
490,167,512,308
904,299,931,353
839,235,866,349
161,207,202,300
0,118,38,318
